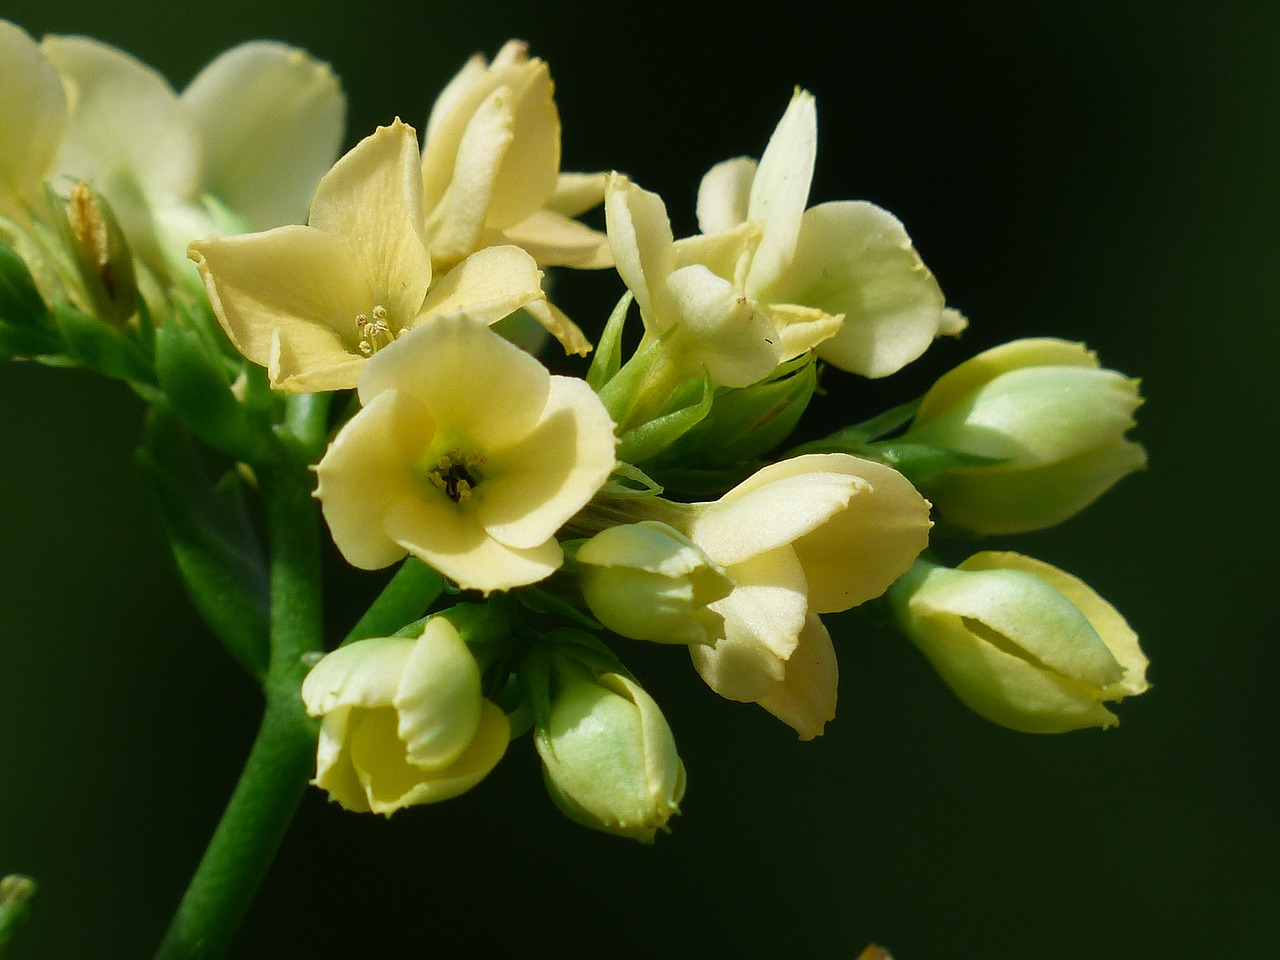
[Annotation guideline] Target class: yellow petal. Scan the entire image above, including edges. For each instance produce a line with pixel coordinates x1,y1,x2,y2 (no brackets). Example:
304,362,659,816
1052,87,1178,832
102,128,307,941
503,209,612,269
696,156,757,234
190,225,372,391
478,376,617,550
765,302,844,359
745,89,816,295
394,618,483,769
523,298,593,356
757,613,838,740
315,388,439,569
605,174,673,323
308,120,432,323
418,244,544,325
547,171,607,218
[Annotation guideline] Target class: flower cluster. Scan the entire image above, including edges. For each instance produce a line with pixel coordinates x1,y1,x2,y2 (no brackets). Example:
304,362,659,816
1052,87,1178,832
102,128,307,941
0,21,1149,843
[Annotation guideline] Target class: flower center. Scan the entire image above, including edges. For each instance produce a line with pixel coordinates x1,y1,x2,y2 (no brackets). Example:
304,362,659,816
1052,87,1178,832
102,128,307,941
427,449,486,503
356,305,397,356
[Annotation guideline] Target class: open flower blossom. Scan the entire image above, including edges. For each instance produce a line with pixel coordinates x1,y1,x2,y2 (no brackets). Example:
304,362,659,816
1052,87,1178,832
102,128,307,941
301,617,510,814
696,88,965,378
900,338,1147,534
663,453,932,737
315,315,617,592
606,172,833,389
191,120,562,392
422,40,610,272
887,552,1150,733
0,21,345,271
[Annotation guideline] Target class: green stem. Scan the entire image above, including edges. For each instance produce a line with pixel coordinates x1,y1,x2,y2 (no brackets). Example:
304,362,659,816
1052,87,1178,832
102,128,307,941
156,459,324,959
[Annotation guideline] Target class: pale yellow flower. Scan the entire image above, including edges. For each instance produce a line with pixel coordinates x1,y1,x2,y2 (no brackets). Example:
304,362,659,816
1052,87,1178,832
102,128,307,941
670,453,931,737
35,31,344,271
190,121,548,392
315,315,617,592
697,89,964,378
422,40,610,272
301,617,509,814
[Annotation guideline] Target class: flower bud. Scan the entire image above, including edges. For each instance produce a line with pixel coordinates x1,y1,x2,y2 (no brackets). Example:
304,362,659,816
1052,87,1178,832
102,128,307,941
63,182,138,326
900,338,1146,534
537,664,685,842
887,552,1149,733
576,521,732,645
300,617,509,815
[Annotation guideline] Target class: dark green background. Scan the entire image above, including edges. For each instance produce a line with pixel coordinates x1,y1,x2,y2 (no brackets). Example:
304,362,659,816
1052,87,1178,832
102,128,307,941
1,1,1275,956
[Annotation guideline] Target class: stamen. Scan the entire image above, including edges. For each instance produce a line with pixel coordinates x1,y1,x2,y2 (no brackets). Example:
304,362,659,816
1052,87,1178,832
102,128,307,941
356,305,394,356
426,449,486,503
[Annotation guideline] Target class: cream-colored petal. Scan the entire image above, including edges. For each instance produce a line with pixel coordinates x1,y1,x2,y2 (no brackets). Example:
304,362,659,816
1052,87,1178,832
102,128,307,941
42,35,201,259
548,171,607,218
312,709,371,812
358,316,549,444
685,470,862,567
691,547,808,701
914,338,1099,424
485,58,558,230
745,89,816,296
502,209,612,268
0,21,67,219
182,41,345,230
301,637,414,714
418,244,544,324
308,120,432,324
427,88,514,264
671,221,759,286
696,156,757,235
384,494,563,592
663,263,781,387
268,327,367,394
786,455,931,613
959,551,1148,698
757,613,838,740
190,225,371,385
422,54,488,207
394,619,483,769
478,376,617,549
315,388,438,570
605,174,673,323
771,201,949,378
765,302,844,359
523,298,593,356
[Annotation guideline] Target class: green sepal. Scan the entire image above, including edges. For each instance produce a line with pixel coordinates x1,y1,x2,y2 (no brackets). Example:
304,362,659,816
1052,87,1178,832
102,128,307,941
596,325,670,425
53,303,154,383
866,440,1009,480
342,557,446,644
135,405,270,681
519,645,555,742
586,290,633,391
616,370,713,464
545,628,632,681
0,242,52,329
515,585,601,630
433,600,512,650
656,353,816,469
156,325,273,464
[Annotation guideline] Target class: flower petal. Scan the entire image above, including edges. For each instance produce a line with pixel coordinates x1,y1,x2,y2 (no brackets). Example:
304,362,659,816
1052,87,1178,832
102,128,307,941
605,174,672,324
775,201,949,378
663,262,781,387
302,637,414,714
190,225,371,390
745,89,816,295
547,171,607,218
315,388,438,569
358,316,549,444
182,41,345,230
308,120,432,324
394,618,483,769
418,244,544,325
757,613,838,740
502,209,612,268
696,156,757,234
0,21,67,219
478,376,617,549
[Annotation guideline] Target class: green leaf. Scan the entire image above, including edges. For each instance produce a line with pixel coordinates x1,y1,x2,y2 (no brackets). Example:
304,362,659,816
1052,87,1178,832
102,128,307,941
586,290,633,391
867,440,1009,480
0,874,37,954
54,303,153,383
515,586,601,630
0,243,51,329
136,405,270,681
155,325,271,463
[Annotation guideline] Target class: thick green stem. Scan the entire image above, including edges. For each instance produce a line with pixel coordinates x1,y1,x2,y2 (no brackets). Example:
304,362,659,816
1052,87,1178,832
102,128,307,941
156,460,323,959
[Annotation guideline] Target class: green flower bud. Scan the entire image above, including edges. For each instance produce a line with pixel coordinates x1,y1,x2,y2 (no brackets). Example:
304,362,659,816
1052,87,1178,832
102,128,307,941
576,521,732,645
887,552,1149,733
898,338,1145,534
537,664,685,842
64,182,137,326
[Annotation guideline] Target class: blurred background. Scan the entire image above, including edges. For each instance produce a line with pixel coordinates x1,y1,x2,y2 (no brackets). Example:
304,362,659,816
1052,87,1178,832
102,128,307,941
1,0,1276,956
